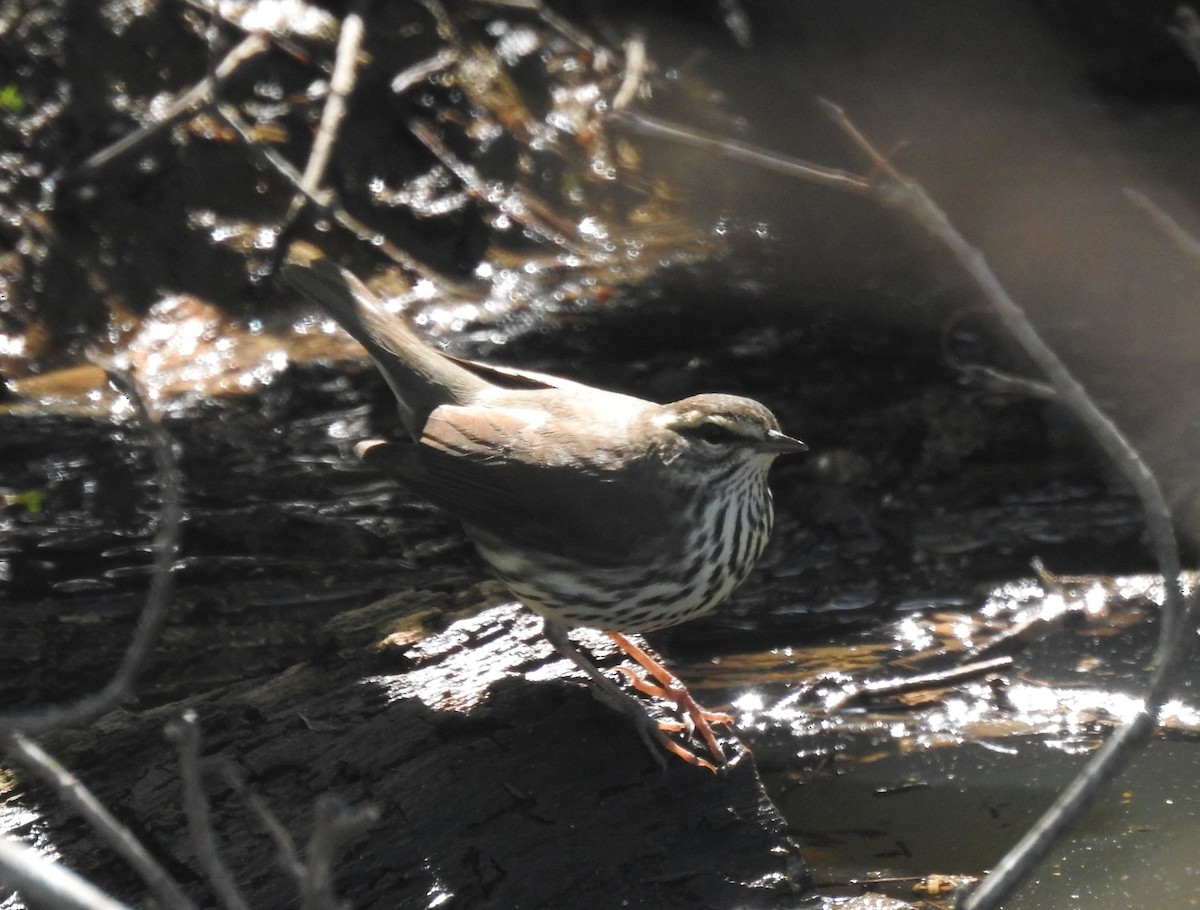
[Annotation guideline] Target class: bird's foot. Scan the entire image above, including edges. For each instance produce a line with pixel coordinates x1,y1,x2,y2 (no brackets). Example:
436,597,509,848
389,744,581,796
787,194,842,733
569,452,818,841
614,668,735,727
608,632,732,767
543,622,726,771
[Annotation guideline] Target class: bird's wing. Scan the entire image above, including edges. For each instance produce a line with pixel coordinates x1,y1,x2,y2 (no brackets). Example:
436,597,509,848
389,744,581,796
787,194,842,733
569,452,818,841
358,406,678,567
438,351,638,399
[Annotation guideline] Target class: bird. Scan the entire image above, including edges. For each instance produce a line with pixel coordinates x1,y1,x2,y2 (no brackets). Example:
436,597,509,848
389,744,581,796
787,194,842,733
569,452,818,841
282,251,806,769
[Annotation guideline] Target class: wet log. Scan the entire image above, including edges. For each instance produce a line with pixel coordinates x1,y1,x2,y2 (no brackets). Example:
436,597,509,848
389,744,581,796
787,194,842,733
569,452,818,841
13,598,814,910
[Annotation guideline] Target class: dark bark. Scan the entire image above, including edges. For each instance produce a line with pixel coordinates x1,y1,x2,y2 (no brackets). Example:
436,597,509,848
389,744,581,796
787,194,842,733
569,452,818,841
14,599,813,910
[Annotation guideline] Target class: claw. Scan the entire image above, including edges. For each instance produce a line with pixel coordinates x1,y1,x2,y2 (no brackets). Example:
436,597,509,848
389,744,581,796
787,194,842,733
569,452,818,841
544,621,730,770
608,632,732,765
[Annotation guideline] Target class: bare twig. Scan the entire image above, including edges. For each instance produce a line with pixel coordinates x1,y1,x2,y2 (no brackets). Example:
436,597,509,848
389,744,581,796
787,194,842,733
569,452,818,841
1125,188,1200,262
217,103,327,196
3,734,198,910
612,33,647,111
300,796,379,910
391,48,461,95
959,630,1197,910
938,306,1061,398
1170,6,1200,73
71,34,268,178
416,0,462,44
222,764,377,910
288,5,367,222
796,99,1193,910
0,838,135,910
718,0,753,49
166,712,251,910
0,367,182,737
222,765,305,881
953,362,1057,400
408,118,594,256
472,0,607,55
819,656,1013,712
215,103,474,296
610,110,874,194
819,98,1184,652
941,323,1059,399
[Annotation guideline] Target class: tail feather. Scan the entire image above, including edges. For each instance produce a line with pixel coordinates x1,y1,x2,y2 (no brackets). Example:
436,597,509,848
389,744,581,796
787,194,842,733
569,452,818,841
282,258,487,438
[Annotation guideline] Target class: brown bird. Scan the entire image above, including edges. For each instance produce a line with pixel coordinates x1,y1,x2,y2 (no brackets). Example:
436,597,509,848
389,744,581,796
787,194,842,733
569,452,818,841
283,255,806,768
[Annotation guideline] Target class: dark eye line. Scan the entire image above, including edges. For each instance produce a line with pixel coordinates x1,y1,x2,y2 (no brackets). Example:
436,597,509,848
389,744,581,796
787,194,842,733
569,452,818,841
684,421,741,444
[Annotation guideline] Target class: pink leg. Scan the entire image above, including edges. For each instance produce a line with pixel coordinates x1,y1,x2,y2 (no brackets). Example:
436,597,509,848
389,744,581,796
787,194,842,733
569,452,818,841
608,632,732,766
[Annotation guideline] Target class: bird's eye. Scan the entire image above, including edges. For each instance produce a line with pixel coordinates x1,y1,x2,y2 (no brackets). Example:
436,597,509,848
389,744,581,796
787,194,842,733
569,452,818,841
686,421,738,445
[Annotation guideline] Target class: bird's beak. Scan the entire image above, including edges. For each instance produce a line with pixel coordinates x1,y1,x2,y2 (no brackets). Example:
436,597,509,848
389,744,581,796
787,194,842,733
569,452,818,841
756,430,808,455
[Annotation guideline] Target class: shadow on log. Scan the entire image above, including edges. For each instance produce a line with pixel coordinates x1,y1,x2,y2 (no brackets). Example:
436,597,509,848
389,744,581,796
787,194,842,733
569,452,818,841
17,601,814,910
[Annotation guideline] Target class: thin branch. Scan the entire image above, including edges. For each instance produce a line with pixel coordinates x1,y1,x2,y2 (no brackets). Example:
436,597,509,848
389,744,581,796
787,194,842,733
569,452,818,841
222,764,377,910
408,118,594,257
222,764,305,881
1125,187,1200,262
785,98,1193,910
71,34,268,178
612,33,646,111
952,362,1057,400
3,734,198,910
1169,6,1200,73
472,0,607,55
940,308,1058,400
215,103,475,296
817,100,908,181
819,655,1013,712
416,0,462,44
959,628,1197,910
0,838,135,910
288,5,367,222
609,111,873,195
299,796,379,910
0,367,183,737
628,93,1197,907
718,0,753,49
820,99,1184,656
390,48,460,95
610,110,874,195
166,712,251,910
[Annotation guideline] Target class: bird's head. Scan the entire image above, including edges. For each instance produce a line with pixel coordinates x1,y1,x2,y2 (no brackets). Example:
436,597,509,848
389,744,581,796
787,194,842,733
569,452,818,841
652,394,806,469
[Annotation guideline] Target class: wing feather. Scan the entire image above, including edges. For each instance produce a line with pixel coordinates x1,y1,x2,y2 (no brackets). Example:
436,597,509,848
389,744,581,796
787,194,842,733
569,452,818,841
359,404,679,566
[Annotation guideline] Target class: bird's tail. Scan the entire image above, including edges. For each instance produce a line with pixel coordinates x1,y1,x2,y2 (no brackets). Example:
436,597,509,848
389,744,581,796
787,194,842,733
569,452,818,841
281,253,487,438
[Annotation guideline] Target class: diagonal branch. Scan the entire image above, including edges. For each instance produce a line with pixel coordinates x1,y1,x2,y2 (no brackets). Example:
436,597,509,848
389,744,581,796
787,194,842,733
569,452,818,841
299,796,379,910
0,838,135,910
814,98,1193,910
818,98,1186,659
287,4,367,223
216,103,476,297
0,366,183,737
3,734,198,910
166,712,251,910
611,110,873,194
71,34,268,178
1125,187,1200,262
